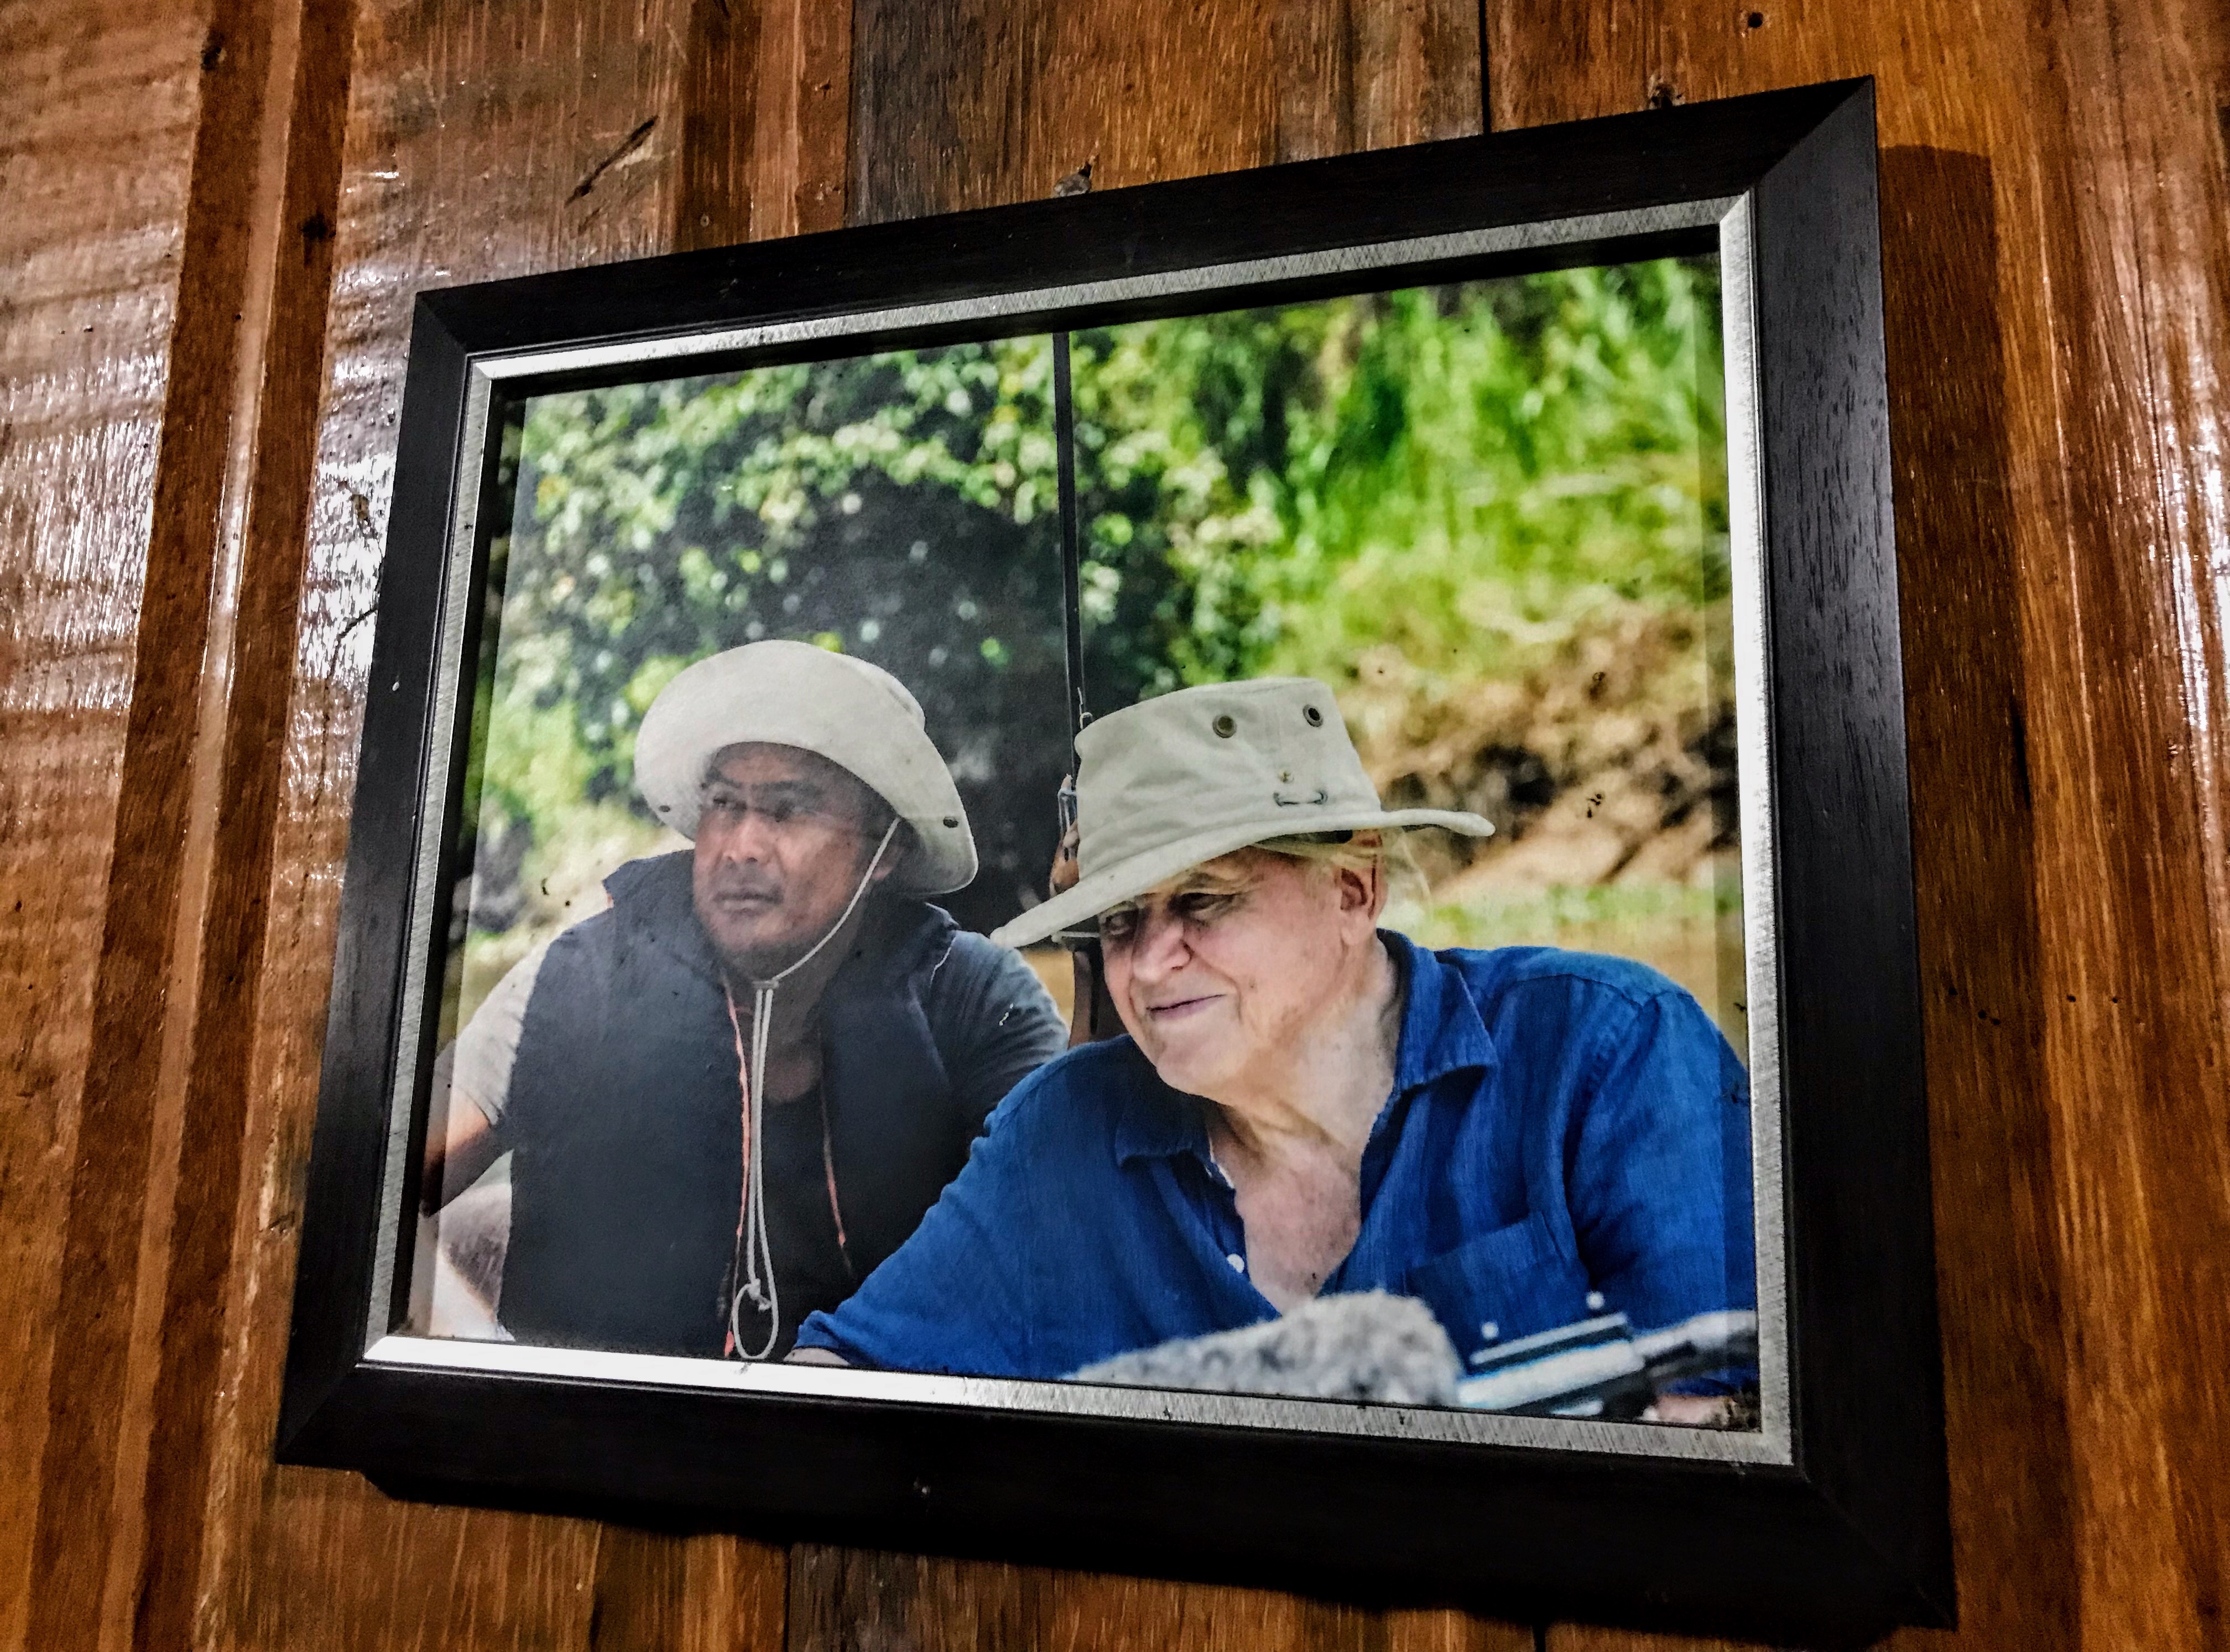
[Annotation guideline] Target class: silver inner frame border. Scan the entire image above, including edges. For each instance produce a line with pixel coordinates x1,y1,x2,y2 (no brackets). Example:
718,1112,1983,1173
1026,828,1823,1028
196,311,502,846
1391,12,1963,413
367,195,1793,1470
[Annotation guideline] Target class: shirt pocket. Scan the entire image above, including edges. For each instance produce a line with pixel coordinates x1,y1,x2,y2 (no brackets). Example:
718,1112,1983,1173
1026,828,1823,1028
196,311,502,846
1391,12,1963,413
1401,1212,1592,1367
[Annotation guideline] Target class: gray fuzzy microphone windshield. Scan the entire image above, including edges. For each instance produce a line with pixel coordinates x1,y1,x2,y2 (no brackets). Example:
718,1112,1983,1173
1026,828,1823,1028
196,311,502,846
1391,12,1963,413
1070,1291,1461,1407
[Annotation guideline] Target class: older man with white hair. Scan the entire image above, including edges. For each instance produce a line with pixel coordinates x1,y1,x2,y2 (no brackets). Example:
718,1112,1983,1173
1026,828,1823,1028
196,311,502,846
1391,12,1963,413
794,676,1755,1421
424,640,1068,1359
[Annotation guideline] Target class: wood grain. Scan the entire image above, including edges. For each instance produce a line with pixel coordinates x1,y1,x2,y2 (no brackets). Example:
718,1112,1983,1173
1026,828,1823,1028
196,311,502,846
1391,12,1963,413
673,0,854,252
859,0,1481,217
180,0,794,1641
1547,1634,1767,1652
1987,5,2230,1633
784,1546,1533,1652
1275,0,1481,161
849,0,1322,225
749,0,853,237
125,0,358,1643
3,0,2227,1644
7,0,324,1645
1496,0,2230,1648
675,0,764,250
1873,140,2078,1646
0,1,213,1645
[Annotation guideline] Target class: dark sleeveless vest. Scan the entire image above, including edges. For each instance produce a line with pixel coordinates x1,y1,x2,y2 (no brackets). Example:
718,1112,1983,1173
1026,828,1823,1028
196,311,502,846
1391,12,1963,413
499,852,1018,1357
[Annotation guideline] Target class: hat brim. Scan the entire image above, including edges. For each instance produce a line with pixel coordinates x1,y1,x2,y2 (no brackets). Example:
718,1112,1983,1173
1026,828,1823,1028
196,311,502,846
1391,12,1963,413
653,718,977,895
987,808,1494,949
634,644,978,895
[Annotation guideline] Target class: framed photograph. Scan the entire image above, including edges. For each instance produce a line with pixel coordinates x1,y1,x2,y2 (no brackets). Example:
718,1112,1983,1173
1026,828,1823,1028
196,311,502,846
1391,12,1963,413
279,77,1948,1645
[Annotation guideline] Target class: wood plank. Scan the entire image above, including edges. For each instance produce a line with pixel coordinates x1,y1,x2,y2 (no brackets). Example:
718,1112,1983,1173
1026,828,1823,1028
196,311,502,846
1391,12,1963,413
124,0,361,1644
786,1548,1042,1651
1502,0,2230,1648
784,1547,1533,1652
1274,0,1484,161
1548,1633,1764,1652
682,1526,793,1652
1026,1569,1421,1652
846,0,1054,223
1872,138,2082,1649
8,0,327,1644
673,0,856,251
2,0,2220,1646
674,0,764,249
847,0,1299,226
1481,0,1648,130
1974,0,2230,1630
180,0,791,1643
1348,0,1487,150
749,0,853,237
1380,1611,1537,1652
0,1,215,1646
587,1524,789,1650
841,0,1492,207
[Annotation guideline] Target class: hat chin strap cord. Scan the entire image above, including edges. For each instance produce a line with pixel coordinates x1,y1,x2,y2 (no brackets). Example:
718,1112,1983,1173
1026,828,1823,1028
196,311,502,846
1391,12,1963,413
723,816,902,1361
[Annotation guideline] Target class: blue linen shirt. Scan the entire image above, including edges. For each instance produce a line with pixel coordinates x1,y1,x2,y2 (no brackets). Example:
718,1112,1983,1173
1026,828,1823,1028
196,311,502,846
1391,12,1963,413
794,935,1754,1382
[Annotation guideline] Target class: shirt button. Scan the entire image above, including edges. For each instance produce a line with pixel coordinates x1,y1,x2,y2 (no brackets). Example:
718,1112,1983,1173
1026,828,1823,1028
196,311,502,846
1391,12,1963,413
1479,1321,1499,1342
1227,1253,1246,1273
1586,1291,1607,1311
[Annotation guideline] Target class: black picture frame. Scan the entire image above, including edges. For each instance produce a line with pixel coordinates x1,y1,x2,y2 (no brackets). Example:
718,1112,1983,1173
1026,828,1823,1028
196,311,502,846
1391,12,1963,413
277,77,1948,1647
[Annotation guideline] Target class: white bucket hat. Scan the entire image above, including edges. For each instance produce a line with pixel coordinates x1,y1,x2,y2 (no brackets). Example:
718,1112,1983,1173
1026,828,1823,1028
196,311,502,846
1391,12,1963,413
989,676,1493,949
634,639,977,895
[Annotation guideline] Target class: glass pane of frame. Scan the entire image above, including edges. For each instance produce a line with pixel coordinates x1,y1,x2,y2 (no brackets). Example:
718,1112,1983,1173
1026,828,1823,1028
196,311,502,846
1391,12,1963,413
390,221,1781,1461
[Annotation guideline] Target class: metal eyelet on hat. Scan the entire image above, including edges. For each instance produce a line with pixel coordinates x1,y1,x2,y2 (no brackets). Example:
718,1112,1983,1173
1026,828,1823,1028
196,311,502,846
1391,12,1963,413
942,816,960,827
1303,705,1324,727
1212,715,1237,738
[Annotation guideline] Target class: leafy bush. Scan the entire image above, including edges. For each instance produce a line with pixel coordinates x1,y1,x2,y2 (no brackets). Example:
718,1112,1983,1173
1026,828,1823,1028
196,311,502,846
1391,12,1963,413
463,257,1729,963
475,337,1074,935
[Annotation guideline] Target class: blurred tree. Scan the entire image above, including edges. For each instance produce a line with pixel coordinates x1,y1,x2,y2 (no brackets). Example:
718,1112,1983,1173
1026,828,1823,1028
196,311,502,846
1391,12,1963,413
1070,258,1727,700
1070,257,1731,876
463,258,1727,960
477,337,1072,935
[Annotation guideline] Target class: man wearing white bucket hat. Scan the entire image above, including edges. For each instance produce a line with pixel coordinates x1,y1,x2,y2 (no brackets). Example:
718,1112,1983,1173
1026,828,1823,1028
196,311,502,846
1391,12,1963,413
795,677,1754,1420
423,641,1067,1359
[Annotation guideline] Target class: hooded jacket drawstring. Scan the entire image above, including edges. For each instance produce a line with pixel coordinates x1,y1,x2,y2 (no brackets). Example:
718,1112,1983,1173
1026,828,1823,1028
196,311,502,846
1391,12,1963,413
722,816,901,1359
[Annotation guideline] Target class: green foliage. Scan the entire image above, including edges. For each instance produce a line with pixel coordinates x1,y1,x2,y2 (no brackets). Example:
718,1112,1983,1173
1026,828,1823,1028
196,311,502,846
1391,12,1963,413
1069,258,1727,701
465,257,1729,952
502,336,1063,800
478,338,1074,931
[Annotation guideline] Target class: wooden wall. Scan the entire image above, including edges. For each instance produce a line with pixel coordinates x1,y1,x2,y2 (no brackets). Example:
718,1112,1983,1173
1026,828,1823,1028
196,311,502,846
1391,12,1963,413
2,0,2225,1645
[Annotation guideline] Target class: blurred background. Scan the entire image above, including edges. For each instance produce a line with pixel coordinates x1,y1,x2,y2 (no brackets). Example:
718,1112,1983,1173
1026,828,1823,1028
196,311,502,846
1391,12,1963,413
448,254,1742,1046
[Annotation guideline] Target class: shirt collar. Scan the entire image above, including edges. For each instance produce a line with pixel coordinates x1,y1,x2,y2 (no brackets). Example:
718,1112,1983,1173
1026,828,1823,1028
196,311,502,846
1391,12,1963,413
1111,1045,1211,1166
1109,931,1498,1168
1384,930,1499,1094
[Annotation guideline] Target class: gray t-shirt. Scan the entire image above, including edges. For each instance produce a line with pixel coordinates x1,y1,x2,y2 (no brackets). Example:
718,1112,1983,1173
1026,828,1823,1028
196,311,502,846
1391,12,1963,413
444,938,554,1130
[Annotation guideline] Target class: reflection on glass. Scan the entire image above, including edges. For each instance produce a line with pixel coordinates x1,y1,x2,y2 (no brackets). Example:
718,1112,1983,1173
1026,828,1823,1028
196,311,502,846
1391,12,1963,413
409,258,1758,1432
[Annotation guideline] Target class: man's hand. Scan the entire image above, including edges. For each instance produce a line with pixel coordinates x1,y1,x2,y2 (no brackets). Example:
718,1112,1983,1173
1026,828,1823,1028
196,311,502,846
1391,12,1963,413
1641,1392,1742,1427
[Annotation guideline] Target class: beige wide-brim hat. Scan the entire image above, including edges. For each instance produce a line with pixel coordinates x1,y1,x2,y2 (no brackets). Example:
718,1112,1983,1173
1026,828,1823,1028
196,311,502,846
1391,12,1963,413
989,676,1492,949
634,640,977,895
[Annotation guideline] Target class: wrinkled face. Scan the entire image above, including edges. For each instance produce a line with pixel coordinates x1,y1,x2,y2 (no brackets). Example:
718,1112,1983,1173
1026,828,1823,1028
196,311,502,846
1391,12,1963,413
690,743,892,981
1098,850,1380,1104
